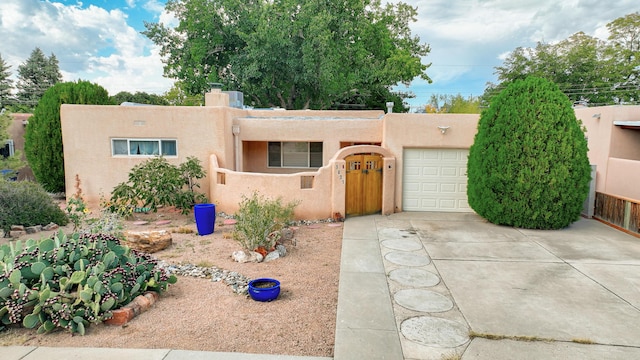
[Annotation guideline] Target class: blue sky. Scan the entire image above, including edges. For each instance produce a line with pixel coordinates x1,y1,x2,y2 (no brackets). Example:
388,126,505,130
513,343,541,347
0,0,637,110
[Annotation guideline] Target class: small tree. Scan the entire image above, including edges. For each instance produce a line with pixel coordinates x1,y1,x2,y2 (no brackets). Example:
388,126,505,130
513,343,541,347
467,77,591,229
109,156,208,215
24,80,111,192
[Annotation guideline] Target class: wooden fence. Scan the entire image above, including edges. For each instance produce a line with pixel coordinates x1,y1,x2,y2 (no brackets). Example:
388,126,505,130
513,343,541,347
594,192,640,235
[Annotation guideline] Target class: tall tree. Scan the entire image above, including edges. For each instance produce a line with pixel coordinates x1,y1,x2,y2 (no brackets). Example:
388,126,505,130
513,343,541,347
143,0,431,110
0,54,13,109
485,12,640,106
163,81,204,106
25,80,110,192
603,12,640,104
16,48,63,109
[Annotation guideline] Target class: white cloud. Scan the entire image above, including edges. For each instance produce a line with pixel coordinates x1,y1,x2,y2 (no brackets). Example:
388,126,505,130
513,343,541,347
0,0,172,95
393,0,637,105
143,0,166,15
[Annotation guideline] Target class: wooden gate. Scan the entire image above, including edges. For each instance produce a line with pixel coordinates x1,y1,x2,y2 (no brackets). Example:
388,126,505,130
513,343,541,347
345,154,383,217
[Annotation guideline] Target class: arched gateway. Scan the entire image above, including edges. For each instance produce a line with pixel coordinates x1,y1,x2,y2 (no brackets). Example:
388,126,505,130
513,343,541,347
331,145,396,218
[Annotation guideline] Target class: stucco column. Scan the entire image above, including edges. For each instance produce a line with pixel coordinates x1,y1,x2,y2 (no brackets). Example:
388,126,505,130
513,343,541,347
382,157,396,214
232,125,241,171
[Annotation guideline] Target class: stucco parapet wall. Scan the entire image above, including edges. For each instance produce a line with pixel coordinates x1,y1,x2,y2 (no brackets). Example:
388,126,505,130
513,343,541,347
242,109,385,119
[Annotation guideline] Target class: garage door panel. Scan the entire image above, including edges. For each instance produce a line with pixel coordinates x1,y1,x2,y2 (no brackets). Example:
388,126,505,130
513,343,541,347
441,167,459,177
438,199,457,209
440,183,457,193
405,167,421,176
419,182,436,192
422,166,439,176
404,181,420,192
403,149,472,212
422,151,439,160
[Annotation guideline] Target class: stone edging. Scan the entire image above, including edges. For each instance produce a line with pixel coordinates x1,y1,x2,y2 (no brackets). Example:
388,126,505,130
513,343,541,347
104,291,159,326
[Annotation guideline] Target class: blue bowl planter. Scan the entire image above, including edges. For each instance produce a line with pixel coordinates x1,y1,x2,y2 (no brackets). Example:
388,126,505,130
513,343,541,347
248,278,281,302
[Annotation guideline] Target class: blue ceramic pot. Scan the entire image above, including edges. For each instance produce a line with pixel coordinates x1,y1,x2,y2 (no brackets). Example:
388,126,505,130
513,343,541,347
248,278,281,302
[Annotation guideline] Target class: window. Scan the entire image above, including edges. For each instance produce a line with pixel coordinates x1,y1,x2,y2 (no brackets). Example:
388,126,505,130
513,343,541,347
268,141,323,168
1,139,14,158
112,139,177,156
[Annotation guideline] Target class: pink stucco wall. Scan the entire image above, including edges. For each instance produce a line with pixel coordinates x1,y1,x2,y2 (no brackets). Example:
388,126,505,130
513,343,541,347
59,92,640,219
576,105,640,200
61,104,235,207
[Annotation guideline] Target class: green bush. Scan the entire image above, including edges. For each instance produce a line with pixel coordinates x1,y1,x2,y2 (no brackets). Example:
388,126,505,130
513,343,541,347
0,179,68,233
232,192,298,251
24,80,111,193
109,156,208,216
0,231,177,334
467,76,591,229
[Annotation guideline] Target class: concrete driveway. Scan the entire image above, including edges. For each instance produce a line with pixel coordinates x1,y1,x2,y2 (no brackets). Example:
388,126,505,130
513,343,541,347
335,212,640,359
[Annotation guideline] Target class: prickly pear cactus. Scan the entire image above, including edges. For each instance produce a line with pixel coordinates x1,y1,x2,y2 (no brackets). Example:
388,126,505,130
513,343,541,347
0,231,177,334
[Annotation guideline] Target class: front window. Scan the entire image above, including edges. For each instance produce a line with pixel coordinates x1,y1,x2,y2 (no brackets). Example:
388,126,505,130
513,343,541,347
268,141,323,168
112,139,177,156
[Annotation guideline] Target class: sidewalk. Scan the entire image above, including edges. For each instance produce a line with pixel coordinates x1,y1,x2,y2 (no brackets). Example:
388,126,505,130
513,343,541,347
3,212,640,359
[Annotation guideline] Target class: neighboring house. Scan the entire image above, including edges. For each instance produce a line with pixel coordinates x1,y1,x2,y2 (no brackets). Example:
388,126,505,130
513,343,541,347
4,113,35,181
576,106,640,201
59,90,640,221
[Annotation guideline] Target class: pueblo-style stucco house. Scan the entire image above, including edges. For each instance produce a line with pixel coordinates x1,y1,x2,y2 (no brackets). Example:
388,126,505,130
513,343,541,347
59,90,640,228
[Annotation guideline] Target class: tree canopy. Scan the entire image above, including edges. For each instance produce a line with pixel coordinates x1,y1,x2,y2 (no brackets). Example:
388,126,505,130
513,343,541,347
421,94,481,113
16,48,63,110
143,0,431,110
485,12,640,106
110,91,170,105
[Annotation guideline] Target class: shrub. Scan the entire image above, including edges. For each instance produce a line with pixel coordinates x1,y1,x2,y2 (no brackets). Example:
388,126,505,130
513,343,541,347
0,179,68,234
0,231,177,334
467,77,591,229
108,156,208,216
232,192,298,252
24,80,111,193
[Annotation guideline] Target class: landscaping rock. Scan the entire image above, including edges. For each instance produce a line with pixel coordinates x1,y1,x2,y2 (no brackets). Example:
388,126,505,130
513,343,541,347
276,244,287,257
264,251,280,262
10,230,26,238
281,228,294,241
264,245,287,262
43,223,59,231
232,250,264,263
26,225,41,234
123,230,172,253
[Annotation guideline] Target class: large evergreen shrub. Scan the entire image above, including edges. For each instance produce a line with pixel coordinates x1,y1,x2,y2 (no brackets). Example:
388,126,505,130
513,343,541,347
467,77,591,229
24,80,110,193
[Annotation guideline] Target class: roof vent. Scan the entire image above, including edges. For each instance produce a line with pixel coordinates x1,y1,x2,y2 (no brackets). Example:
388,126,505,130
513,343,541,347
224,91,244,109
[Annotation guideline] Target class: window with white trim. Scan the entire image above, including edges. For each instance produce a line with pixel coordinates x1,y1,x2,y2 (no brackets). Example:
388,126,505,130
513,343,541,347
112,139,177,156
1,139,14,158
268,141,323,168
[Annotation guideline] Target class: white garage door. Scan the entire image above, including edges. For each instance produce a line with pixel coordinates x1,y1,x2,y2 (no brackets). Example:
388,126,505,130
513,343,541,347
403,148,472,212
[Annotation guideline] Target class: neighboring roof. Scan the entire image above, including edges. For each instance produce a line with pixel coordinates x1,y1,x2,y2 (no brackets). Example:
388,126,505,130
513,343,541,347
613,121,640,130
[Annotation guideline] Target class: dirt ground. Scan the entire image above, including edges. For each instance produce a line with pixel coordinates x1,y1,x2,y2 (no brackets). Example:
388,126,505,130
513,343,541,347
0,208,343,357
